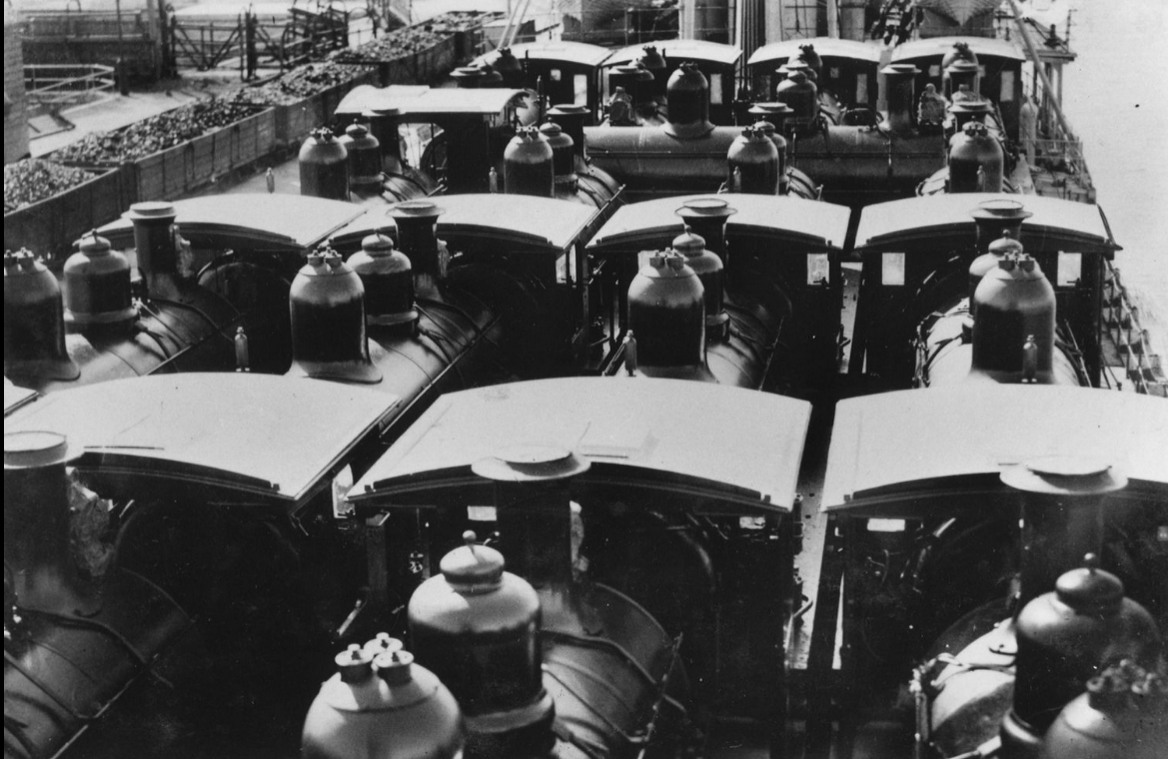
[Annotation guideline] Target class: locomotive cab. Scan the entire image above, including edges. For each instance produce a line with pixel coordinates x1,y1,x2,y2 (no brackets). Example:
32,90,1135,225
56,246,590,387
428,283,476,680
4,373,405,757
472,41,614,118
346,377,813,757
587,193,850,393
891,36,1026,142
332,193,602,375
600,40,742,126
817,386,1168,758
747,38,883,125
849,193,1119,388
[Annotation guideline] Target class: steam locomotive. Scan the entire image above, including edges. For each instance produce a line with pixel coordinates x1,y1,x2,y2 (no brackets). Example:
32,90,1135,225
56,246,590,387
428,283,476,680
5,23,1167,759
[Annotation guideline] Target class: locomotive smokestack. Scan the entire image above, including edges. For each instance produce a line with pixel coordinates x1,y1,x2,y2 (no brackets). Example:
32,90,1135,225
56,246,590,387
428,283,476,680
882,63,920,135
748,103,792,193
676,197,737,264
998,461,1163,755
609,63,656,117
941,40,979,98
388,201,446,296
126,201,184,299
971,199,1032,256
547,105,589,162
949,99,994,134
3,250,80,383
4,431,83,612
945,59,981,103
366,106,404,175
1000,459,1128,611
473,447,591,589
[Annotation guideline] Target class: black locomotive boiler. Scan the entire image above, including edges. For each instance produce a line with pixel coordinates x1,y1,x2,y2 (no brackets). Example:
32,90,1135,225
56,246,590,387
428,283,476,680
4,373,408,757
344,376,816,758
4,430,206,759
4,200,287,396
818,384,1168,758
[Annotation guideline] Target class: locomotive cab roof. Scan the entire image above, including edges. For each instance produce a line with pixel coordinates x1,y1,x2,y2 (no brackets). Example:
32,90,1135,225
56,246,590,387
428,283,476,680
96,194,367,254
346,377,812,514
853,193,1120,256
587,194,851,253
4,374,400,510
748,37,883,68
603,39,743,67
334,194,599,255
821,385,1168,518
335,85,529,121
472,41,615,69
890,36,1026,64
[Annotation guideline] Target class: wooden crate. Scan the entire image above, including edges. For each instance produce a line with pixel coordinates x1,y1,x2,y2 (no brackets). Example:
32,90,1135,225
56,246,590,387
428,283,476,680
4,167,125,259
378,35,458,86
268,69,377,147
52,106,277,203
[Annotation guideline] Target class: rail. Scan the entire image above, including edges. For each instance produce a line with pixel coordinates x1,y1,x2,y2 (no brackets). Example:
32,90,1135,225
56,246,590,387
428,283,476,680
23,64,116,107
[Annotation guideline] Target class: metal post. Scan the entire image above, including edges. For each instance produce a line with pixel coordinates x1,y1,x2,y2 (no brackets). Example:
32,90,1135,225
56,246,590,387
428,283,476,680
115,0,129,95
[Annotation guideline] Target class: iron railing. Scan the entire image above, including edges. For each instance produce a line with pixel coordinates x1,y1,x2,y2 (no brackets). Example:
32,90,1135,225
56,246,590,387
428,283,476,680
23,63,115,107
